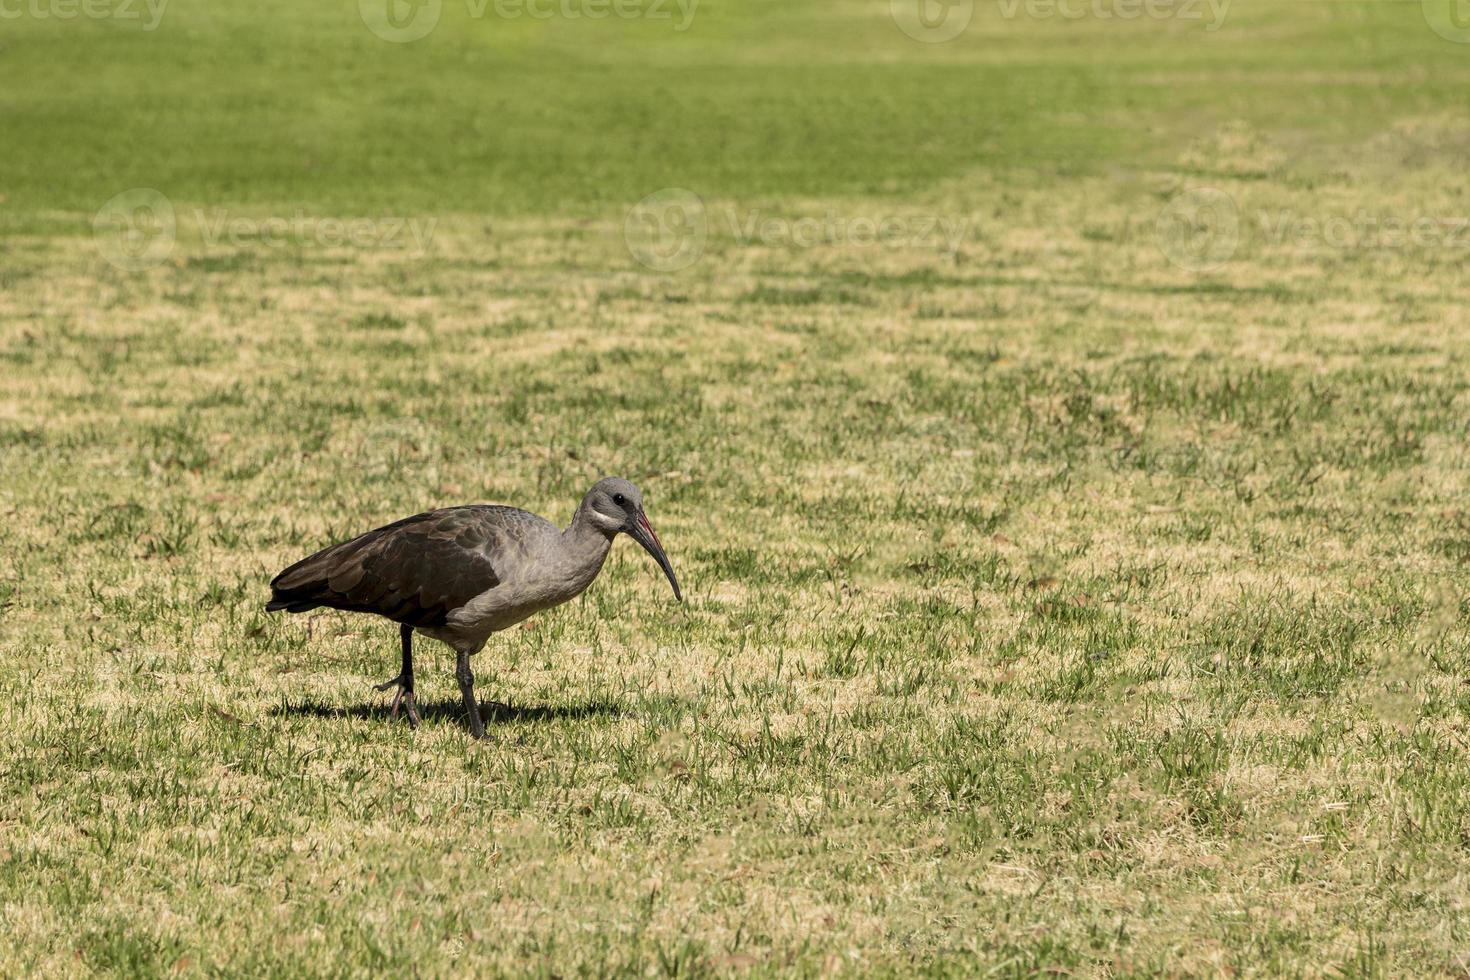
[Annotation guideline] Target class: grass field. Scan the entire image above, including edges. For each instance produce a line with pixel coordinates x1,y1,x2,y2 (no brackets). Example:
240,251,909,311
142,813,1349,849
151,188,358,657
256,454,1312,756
4,0,1470,975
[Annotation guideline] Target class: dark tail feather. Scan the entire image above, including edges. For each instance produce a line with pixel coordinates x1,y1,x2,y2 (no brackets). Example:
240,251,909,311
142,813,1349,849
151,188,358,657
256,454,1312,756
266,596,322,613
266,552,340,614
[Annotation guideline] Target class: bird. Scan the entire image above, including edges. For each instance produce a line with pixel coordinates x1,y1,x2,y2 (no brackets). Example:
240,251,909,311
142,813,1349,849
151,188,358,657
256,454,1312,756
265,477,681,738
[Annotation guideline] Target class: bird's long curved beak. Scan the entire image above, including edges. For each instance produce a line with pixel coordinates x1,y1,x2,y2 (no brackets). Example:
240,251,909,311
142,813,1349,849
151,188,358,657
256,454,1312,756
628,510,682,603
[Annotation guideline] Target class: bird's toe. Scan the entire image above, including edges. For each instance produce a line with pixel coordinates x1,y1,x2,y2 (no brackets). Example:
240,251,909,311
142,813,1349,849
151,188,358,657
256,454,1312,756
373,673,407,693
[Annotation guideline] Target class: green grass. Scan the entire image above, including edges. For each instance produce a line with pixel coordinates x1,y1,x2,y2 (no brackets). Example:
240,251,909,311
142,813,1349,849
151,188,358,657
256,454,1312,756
4,0,1470,976
2,1,1468,216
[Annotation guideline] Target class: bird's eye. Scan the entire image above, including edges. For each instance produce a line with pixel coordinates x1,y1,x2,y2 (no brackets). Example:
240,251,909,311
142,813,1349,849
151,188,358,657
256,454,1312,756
613,493,626,506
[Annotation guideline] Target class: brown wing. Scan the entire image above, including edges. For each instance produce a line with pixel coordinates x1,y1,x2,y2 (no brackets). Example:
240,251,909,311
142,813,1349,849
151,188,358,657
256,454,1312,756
267,507,505,628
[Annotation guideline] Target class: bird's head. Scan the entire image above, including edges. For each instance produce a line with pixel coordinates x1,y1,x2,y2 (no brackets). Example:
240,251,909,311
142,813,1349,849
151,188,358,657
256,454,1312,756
583,477,682,602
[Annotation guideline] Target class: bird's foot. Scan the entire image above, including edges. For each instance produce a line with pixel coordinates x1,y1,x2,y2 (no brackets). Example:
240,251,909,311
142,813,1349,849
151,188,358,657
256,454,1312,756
373,674,421,729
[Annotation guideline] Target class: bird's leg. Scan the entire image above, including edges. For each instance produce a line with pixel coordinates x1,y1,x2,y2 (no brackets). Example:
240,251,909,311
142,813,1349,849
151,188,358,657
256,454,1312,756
455,649,486,740
374,623,421,729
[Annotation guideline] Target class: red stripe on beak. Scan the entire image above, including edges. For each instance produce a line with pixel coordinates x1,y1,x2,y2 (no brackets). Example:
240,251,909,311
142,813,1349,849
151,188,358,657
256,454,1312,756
638,511,662,549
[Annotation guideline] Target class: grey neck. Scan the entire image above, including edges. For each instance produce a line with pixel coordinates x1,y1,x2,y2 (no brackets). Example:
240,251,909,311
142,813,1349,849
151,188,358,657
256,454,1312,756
561,500,616,568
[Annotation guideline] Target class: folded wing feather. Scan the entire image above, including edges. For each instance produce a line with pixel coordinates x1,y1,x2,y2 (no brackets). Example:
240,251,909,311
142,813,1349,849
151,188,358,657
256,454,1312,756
267,507,503,628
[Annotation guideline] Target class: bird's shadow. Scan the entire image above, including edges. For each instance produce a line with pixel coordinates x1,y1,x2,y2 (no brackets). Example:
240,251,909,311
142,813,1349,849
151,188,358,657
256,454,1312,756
270,697,621,728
